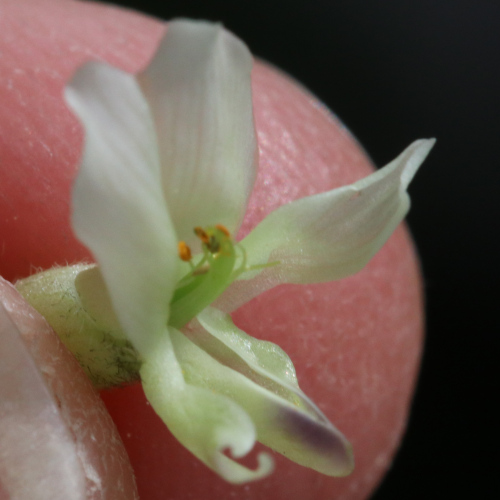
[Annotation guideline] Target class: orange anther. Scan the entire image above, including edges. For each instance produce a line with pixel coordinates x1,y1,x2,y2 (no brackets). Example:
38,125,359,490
215,224,231,237
178,241,192,262
194,226,210,244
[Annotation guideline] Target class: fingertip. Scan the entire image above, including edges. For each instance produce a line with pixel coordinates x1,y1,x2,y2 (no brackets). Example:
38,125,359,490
0,278,138,500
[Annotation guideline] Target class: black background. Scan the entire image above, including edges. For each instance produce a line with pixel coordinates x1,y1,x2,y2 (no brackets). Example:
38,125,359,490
107,1,498,498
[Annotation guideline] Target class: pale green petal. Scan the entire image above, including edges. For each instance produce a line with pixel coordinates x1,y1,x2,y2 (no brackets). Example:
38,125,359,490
178,308,353,476
217,139,435,312
138,20,257,248
140,327,273,483
65,63,177,356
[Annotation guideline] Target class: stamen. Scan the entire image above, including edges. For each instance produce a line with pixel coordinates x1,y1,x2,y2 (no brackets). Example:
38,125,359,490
195,225,231,255
170,225,237,329
172,223,280,328
194,227,210,244
178,241,192,262
215,224,231,237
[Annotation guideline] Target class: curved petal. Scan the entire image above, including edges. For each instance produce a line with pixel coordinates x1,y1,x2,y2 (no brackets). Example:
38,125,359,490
140,327,273,484
65,62,177,356
179,308,354,476
217,139,435,312
138,20,257,247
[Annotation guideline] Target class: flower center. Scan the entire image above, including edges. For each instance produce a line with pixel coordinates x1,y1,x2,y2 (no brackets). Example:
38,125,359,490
169,224,239,328
169,224,280,329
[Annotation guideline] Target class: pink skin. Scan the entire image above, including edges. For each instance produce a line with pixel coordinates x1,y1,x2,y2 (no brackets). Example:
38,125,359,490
0,1,423,499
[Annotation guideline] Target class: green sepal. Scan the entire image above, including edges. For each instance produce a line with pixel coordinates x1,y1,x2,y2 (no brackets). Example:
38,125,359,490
15,265,141,388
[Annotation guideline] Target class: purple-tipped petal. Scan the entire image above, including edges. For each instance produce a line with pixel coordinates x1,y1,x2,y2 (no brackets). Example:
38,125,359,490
177,308,353,476
140,326,273,484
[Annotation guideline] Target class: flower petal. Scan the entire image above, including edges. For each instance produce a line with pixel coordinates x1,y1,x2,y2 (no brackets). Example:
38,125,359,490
217,139,435,312
179,308,354,476
65,62,177,355
138,20,257,247
140,327,273,484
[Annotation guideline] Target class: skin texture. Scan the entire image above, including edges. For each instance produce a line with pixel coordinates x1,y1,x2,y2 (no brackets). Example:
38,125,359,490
0,277,138,500
0,1,424,499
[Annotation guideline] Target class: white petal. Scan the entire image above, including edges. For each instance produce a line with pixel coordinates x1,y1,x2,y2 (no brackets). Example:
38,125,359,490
140,327,273,484
0,304,86,499
138,20,257,246
65,62,177,356
178,308,353,476
217,139,435,312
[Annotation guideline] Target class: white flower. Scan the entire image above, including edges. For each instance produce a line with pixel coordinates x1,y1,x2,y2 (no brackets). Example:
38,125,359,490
64,19,434,483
